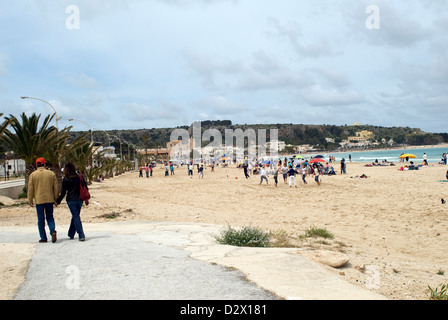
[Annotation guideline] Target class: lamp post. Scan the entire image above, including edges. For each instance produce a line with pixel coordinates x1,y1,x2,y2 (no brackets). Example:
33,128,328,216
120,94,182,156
68,118,93,145
21,96,60,130
111,135,123,161
101,130,111,147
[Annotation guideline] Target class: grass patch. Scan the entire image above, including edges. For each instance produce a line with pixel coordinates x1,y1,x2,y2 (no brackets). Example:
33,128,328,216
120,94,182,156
269,230,294,248
215,225,271,248
17,187,27,199
300,226,334,240
97,212,121,219
428,283,448,300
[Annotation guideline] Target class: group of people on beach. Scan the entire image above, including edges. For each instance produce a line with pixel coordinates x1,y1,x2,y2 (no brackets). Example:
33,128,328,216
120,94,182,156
243,157,346,188
27,158,88,243
140,161,210,179
139,163,154,177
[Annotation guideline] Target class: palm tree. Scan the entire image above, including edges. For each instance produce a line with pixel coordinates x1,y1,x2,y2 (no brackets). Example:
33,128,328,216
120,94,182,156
63,139,95,183
2,113,58,190
0,113,11,136
47,128,89,189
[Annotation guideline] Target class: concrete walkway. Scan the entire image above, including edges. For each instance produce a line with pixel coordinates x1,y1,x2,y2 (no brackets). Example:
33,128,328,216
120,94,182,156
0,220,386,300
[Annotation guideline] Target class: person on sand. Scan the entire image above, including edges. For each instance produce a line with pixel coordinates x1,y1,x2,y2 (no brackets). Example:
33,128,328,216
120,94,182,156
273,168,279,187
340,158,346,174
28,157,59,243
198,165,204,179
313,163,321,186
243,163,250,179
287,165,298,188
139,166,143,177
259,165,268,186
281,163,288,184
165,163,169,177
144,165,149,178
300,164,308,184
55,163,87,242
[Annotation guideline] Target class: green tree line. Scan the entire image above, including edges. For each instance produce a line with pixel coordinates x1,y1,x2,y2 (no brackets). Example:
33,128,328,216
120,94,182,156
68,121,448,152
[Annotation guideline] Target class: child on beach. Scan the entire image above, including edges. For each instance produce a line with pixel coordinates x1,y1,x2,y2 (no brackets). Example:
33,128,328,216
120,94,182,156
313,163,321,186
281,164,288,184
259,166,268,186
300,165,307,184
198,165,204,179
165,164,169,177
145,165,149,178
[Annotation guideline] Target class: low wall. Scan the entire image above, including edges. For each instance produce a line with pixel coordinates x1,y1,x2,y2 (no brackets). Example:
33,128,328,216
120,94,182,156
0,180,25,199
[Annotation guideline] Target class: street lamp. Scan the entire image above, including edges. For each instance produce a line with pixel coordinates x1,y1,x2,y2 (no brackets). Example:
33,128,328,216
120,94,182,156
101,130,111,147
21,96,60,130
68,118,93,145
111,135,123,160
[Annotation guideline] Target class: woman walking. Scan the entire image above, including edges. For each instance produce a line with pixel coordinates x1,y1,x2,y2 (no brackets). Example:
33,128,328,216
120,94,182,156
55,163,87,241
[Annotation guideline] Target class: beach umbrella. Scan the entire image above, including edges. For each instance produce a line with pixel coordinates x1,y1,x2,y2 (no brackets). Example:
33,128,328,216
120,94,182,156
295,155,303,159
309,158,325,163
313,155,324,158
399,154,417,159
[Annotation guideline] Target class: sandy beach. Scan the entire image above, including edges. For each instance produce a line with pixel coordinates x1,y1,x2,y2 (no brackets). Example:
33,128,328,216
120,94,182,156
1,160,448,300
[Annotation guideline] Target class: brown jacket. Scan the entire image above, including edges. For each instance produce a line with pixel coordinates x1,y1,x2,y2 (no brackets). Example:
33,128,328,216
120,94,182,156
28,167,59,205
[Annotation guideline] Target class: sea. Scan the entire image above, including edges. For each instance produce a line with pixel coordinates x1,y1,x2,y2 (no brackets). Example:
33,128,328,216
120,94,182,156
304,147,448,164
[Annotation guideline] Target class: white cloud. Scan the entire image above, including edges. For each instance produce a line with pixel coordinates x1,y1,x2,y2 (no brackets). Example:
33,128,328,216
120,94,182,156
301,85,364,107
62,72,97,89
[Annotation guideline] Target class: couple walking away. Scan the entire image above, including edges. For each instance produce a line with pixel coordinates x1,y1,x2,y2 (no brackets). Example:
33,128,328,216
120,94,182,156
27,158,88,243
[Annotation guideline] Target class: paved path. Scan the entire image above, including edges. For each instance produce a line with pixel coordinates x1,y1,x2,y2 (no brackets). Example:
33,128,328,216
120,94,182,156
1,220,386,300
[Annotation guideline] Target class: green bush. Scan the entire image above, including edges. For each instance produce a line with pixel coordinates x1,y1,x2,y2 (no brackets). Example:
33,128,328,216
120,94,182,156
300,226,334,239
215,225,271,247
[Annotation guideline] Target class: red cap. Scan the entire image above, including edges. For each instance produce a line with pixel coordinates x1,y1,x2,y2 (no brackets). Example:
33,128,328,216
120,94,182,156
36,157,46,165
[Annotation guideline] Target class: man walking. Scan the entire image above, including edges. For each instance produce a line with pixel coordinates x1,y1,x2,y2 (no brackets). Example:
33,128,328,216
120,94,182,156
27,158,59,243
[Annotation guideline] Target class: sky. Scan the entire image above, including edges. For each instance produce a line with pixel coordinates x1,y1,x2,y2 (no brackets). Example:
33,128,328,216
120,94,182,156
1,0,447,133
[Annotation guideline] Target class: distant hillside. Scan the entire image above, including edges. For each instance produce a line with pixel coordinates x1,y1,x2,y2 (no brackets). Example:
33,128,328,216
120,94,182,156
69,121,448,152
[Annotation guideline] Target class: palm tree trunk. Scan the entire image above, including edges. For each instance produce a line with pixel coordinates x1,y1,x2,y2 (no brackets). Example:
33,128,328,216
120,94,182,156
24,163,36,192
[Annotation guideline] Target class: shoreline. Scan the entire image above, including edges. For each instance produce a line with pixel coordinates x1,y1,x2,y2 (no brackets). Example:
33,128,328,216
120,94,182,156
278,144,448,160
